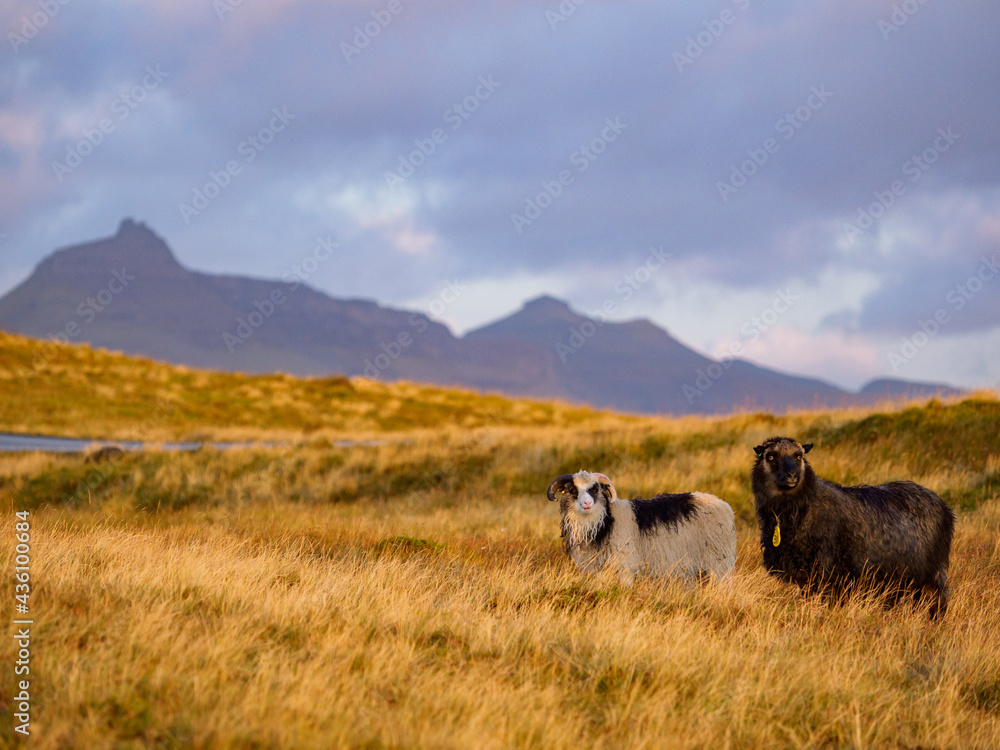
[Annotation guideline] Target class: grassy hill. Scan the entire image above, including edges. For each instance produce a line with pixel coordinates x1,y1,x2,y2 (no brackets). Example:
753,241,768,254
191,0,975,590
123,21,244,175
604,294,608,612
0,331,616,440
1,332,999,748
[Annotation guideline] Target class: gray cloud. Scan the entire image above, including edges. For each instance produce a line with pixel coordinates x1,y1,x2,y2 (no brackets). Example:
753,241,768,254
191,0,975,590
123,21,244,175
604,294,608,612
1,0,998,388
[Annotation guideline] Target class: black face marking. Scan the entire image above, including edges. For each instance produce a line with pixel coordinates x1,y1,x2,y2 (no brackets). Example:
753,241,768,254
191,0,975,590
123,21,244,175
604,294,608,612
631,493,698,536
559,487,614,551
546,474,577,502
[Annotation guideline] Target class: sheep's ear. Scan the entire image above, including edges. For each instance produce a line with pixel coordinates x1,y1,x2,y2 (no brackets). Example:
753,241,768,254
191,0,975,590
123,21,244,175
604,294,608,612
802,443,813,454
753,444,765,457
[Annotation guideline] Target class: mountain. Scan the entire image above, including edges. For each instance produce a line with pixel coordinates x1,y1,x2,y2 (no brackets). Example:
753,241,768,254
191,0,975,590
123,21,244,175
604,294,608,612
465,295,858,413
0,219,465,380
856,378,964,402
0,220,963,414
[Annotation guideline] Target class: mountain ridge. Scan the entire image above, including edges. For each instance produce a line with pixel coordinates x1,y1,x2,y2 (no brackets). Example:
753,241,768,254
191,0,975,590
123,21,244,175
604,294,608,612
0,220,963,414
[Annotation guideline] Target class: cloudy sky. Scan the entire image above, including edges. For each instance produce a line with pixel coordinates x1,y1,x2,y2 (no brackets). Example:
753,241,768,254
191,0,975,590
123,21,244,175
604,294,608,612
2,0,998,391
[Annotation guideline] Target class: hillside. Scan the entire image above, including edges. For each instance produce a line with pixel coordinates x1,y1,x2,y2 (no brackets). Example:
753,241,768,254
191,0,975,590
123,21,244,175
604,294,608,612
0,331,617,442
0,220,963,415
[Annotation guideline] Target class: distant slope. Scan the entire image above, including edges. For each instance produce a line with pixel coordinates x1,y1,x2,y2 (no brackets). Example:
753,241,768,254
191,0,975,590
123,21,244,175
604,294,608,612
468,296,852,414
0,219,964,415
857,378,964,402
0,330,612,441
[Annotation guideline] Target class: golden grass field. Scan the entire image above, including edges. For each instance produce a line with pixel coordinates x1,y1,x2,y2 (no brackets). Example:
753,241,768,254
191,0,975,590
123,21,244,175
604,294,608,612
1,333,999,748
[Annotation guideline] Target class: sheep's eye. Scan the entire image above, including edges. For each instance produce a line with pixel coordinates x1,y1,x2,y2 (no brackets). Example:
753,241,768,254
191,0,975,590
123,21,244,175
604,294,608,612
795,455,802,461
766,454,774,462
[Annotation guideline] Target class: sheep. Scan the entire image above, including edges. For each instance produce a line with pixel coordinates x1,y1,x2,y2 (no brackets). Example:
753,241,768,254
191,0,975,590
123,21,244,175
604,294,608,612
751,436,954,617
546,470,736,585
84,446,126,464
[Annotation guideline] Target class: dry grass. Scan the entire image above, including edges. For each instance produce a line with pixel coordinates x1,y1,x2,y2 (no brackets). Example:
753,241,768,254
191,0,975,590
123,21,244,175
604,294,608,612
2,495,1000,749
1,334,999,747
0,402,998,747
0,332,626,442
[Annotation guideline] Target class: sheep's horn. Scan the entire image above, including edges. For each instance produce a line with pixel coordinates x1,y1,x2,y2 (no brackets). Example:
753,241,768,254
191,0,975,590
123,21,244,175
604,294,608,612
546,474,576,502
592,472,618,502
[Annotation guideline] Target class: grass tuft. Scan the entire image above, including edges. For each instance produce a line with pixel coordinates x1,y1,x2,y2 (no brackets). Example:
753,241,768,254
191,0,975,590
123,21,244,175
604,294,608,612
372,535,447,556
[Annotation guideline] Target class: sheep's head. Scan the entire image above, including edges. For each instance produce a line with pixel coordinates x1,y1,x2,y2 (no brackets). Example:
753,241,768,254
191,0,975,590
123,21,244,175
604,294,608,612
753,437,813,493
547,470,617,515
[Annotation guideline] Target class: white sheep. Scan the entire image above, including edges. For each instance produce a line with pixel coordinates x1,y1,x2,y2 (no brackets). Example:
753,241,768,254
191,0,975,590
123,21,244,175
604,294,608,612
546,470,736,584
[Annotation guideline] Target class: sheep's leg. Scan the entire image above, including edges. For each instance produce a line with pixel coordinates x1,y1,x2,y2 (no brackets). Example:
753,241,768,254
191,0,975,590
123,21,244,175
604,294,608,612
928,570,949,619
601,540,640,587
616,548,643,587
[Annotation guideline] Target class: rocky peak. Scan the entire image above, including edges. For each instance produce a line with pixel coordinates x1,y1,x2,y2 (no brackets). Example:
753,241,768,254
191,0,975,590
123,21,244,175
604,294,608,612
37,218,187,282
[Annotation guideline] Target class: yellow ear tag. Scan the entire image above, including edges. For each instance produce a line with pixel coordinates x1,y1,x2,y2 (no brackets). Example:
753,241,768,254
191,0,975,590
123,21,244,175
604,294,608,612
772,524,781,547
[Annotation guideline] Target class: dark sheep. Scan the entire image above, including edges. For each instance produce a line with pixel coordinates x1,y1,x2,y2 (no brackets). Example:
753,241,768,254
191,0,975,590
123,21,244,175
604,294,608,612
751,436,954,617
84,446,126,464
